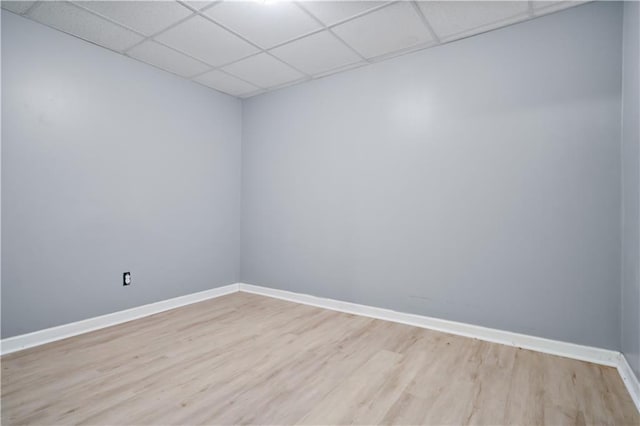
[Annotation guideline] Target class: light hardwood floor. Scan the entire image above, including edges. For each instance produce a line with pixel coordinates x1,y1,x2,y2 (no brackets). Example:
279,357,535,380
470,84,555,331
1,292,638,425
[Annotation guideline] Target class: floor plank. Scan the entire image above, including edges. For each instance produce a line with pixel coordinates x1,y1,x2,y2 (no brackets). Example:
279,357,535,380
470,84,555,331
1,292,638,425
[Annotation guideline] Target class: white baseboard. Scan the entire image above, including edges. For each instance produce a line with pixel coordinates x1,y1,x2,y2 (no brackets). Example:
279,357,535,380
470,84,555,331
1,282,619,366
617,353,640,411
239,283,640,412
238,283,620,366
0,283,239,356
1,281,638,413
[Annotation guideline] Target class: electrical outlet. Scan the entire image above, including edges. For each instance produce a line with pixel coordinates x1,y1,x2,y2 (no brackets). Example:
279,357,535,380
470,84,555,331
123,272,131,286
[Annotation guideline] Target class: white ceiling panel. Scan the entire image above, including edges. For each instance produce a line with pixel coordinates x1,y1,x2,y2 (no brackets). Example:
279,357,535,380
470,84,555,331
9,0,591,98
332,2,433,59
300,1,388,26
313,60,367,78
195,69,259,96
532,1,588,16
1,1,36,15
74,1,192,36
27,2,144,52
154,15,259,66
270,30,361,76
222,53,304,88
127,40,210,77
418,1,529,42
183,1,216,11
205,1,321,49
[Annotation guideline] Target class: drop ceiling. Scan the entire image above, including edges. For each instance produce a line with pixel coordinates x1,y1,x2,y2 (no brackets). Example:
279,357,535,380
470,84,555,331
1,0,588,98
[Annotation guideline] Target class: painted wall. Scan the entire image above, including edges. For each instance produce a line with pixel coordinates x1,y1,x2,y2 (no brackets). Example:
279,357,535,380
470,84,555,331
241,2,623,349
1,12,242,338
621,0,640,379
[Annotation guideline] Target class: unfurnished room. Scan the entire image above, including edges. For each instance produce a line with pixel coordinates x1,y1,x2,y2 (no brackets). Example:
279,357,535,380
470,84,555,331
1,0,639,424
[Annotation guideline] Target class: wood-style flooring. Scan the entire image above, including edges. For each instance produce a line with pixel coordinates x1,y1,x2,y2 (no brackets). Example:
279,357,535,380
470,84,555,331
1,292,638,425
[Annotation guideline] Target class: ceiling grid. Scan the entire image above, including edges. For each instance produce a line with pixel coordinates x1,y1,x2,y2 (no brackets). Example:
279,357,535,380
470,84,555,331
1,0,589,98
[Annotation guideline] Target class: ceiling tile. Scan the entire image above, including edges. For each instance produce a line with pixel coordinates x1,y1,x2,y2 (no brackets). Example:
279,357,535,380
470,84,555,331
13,0,594,100
418,1,529,41
222,53,305,88
300,1,388,26
127,40,210,77
531,1,588,16
74,1,192,36
154,15,259,66
204,1,321,48
1,1,36,15
183,1,217,11
332,2,433,59
194,69,259,96
313,60,367,78
270,31,361,76
28,2,144,52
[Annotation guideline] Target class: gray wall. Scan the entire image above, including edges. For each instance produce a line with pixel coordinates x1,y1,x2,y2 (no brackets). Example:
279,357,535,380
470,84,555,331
241,2,623,349
1,11,242,338
621,0,640,379
0,3,630,353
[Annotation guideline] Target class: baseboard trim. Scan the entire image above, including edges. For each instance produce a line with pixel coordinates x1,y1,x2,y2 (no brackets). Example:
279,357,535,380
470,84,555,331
1,281,638,413
2,282,618,366
238,283,620,366
0,283,239,356
618,353,640,411
239,283,640,412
